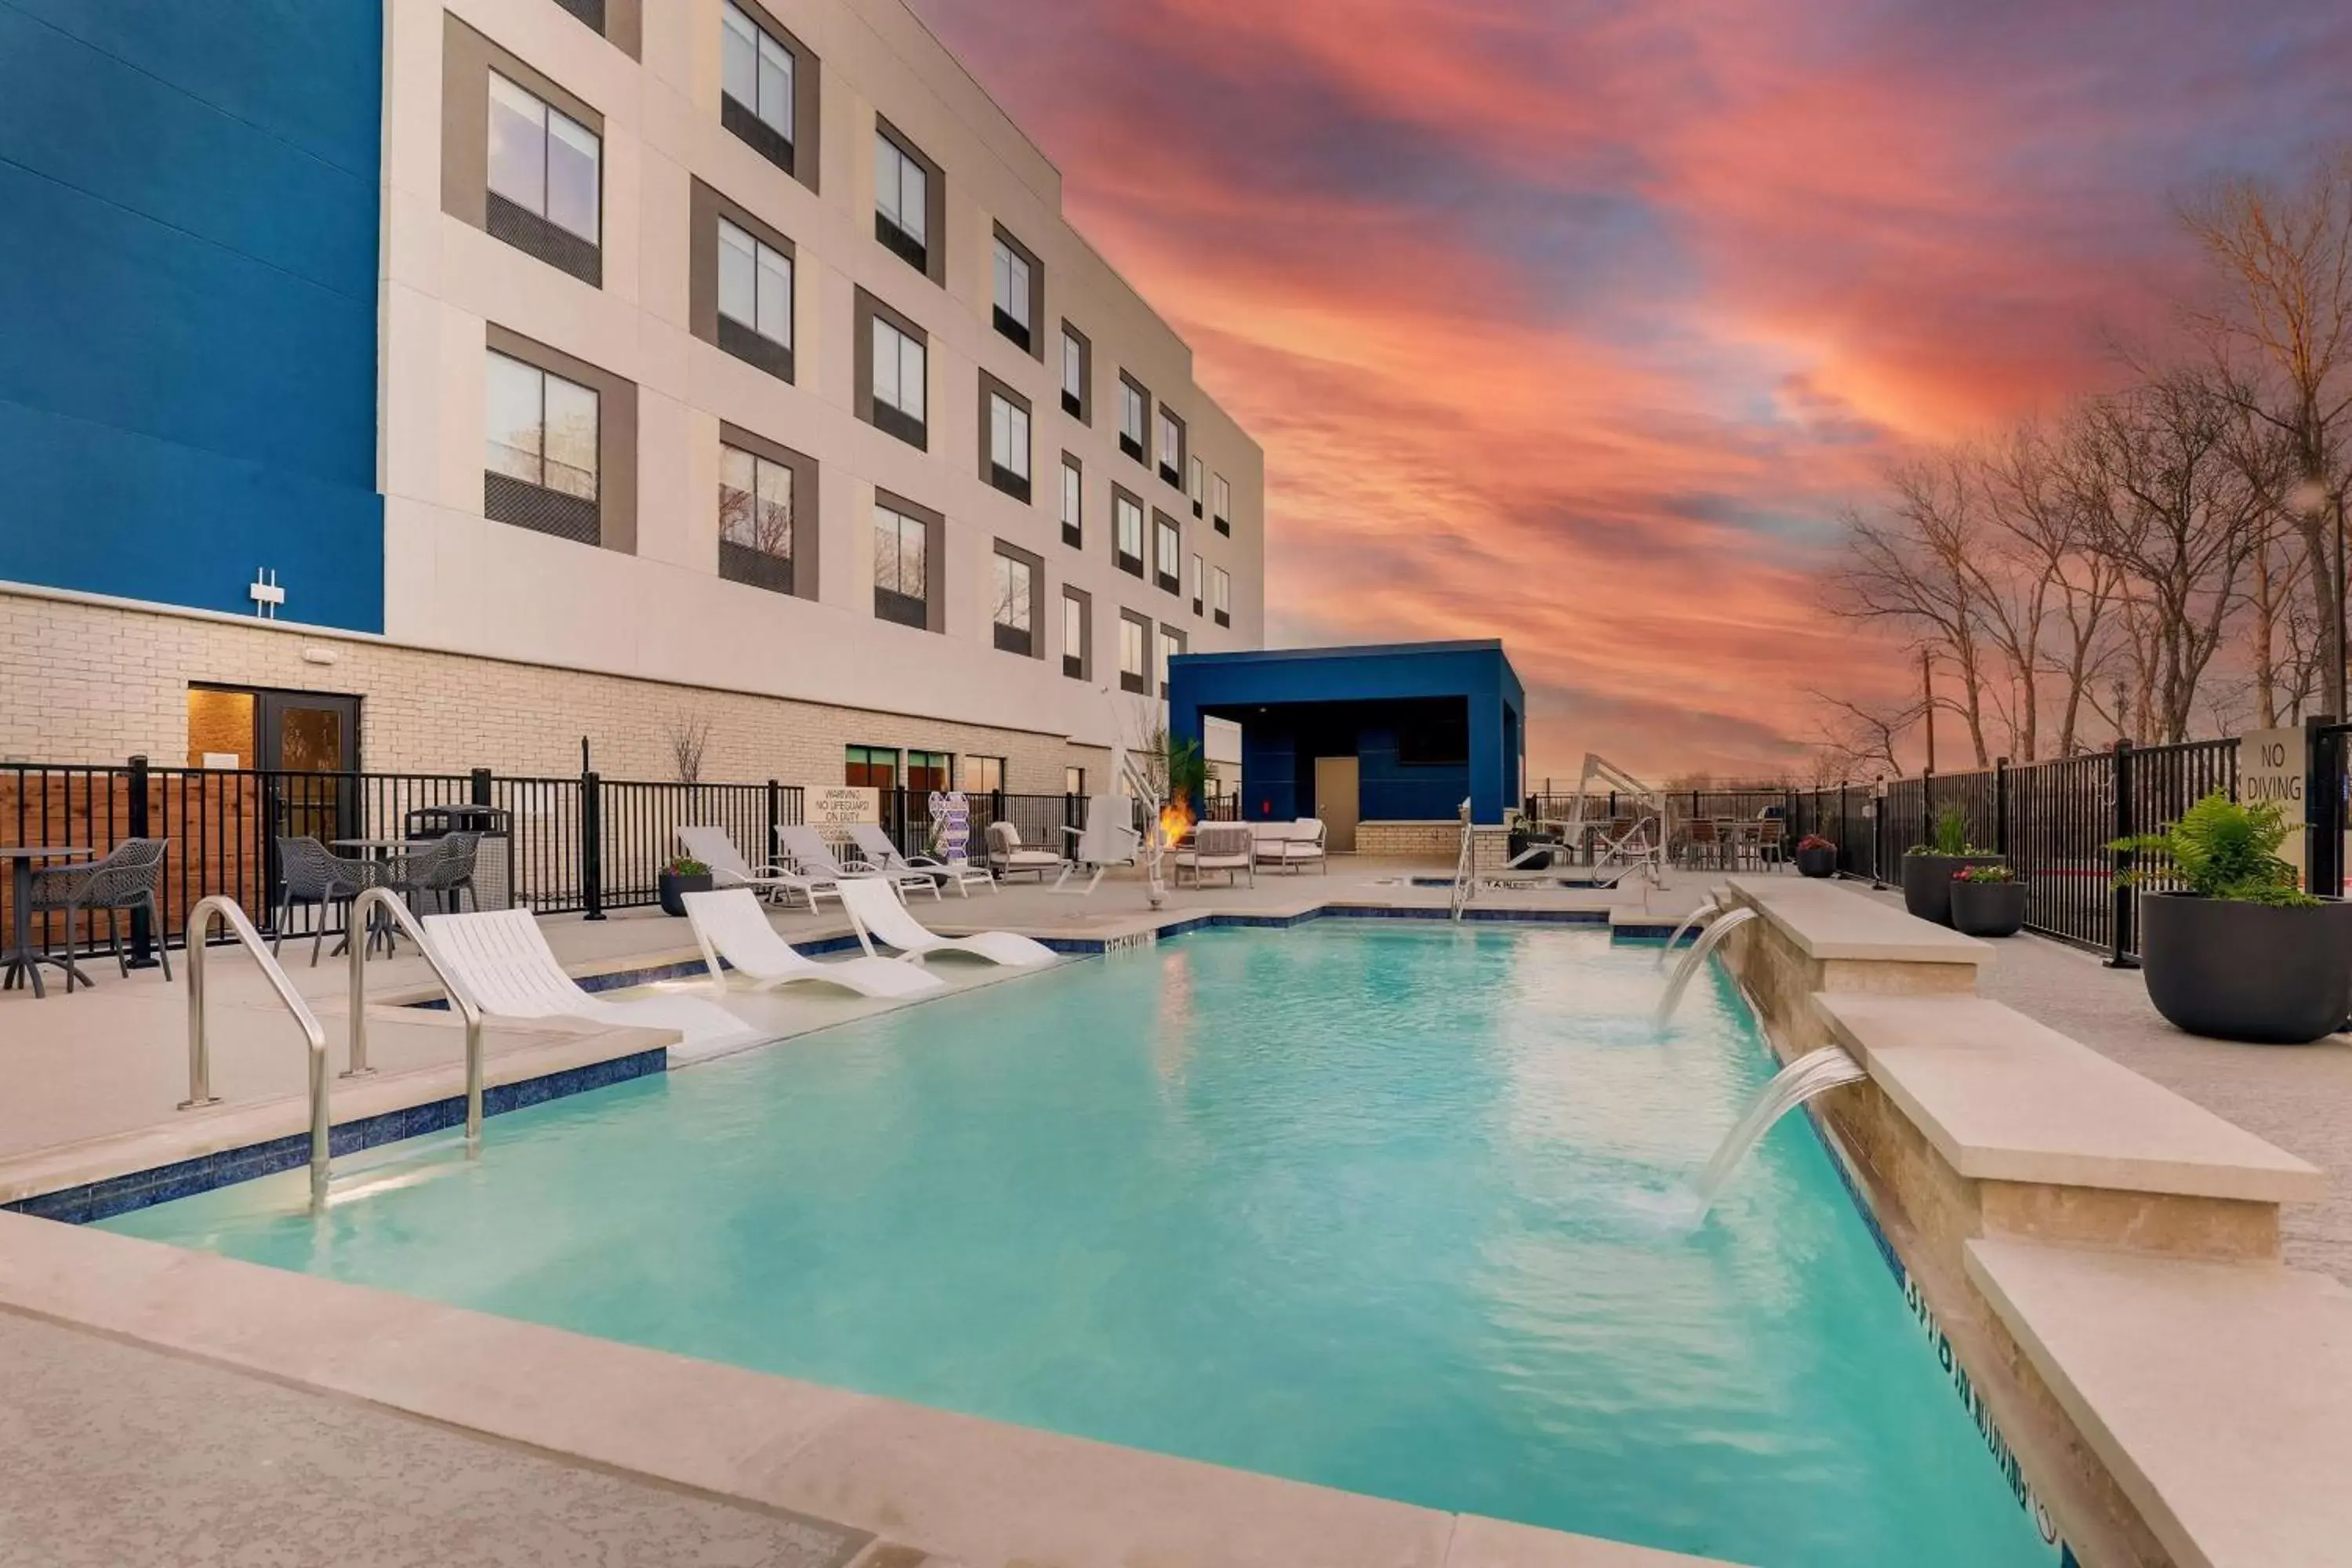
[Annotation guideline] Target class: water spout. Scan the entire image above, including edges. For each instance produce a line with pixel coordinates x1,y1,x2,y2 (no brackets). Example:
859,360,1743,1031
1656,900,1719,969
1653,906,1758,1032
1690,1046,1867,1216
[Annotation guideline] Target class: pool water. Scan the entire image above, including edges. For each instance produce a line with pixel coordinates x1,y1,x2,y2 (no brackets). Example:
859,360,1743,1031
107,925,2053,1566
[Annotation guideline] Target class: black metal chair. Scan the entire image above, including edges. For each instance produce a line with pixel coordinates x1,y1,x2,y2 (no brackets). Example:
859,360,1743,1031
273,836,374,967
28,837,172,992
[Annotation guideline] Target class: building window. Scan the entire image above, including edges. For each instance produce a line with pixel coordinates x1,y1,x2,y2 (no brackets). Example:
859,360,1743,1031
1061,587,1089,680
875,123,931,275
1188,552,1203,615
717,216,793,379
1213,564,1231,628
845,745,898,788
873,502,929,629
1189,456,1205,518
991,229,1040,354
1119,612,1149,695
487,71,602,284
965,756,1005,793
982,376,1032,503
1156,406,1185,488
1113,489,1145,578
717,441,796,595
1213,473,1232,535
720,2,792,172
992,549,1034,656
1061,324,1090,419
1065,765,1086,796
1060,455,1083,548
906,750,953,793
552,0,608,40
1119,375,1148,463
1158,625,1185,695
485,349,599,543
1155,511,1181,595
858,290,927,448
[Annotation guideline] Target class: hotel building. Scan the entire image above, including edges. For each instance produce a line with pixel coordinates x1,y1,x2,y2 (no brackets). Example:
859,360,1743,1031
0,0,1265,797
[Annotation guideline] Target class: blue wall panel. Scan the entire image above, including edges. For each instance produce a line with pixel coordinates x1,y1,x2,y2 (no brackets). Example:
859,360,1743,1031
0,0,384,630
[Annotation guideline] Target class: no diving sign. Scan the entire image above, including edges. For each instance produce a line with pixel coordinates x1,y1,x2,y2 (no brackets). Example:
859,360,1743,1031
2238,728,2306,884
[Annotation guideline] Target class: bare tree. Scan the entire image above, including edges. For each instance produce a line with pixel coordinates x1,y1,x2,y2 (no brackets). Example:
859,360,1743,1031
1824,454,1994,766
2072,368,2275,742
1809,689,1924,779
666,714,712,786
2179,147,2352,713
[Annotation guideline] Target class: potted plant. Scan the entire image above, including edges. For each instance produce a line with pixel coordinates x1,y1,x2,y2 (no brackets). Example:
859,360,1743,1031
1949,863,2026,938
1794,834,1838,879
1901,805,2004,926
2114,790,2352,1044
657,855,712,917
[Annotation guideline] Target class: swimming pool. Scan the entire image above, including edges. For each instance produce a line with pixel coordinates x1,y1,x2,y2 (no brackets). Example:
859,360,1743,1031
107,924,2053,1566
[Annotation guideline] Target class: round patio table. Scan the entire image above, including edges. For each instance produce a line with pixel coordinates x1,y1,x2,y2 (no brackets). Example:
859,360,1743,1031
332,837,419,957
2,847,96,999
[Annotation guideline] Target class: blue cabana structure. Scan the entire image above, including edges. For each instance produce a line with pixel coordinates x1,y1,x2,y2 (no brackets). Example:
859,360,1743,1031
1167,641,1526,849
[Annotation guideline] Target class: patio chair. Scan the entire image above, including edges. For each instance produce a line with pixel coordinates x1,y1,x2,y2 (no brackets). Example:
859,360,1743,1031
836,877,1057,967
775,824,938,900
677,825,837,911
682,888,946,999
985,819,1063,884
1055,795,1143,894
27,837,171,990
1174,821,1255,888
422,907,753,1047
1252,818,1328,874
273,836,376,967
845,821,985,899
405,830,483,912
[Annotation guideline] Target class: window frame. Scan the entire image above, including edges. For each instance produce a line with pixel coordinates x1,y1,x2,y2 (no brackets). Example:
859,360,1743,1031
872,489,943,631
978,371,1033,503
990,540,1044,659
1112,485,1145,579
1157,622,1187,697
1059,453,1083,549
873,116,946,285
906,750,954,794
855,288,929,449
1156,405,1187,489
1118,372,1149,463
1213,564,1231,628
1188,551,1203,616
964,755,1007,793
1118,609,1152,695
844,744,899,789
718,0,818,189
692,180,796,383
990,224,1045,358
717,421,818,600
1061,585,1091,680
1153,509,1182,596
481,325,636,551
1189,455,1205,518
1213,473,1232,536
1060,323,1091,422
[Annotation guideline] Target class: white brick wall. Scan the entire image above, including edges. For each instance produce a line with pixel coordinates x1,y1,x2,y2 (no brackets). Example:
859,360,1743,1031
0,591,1109,793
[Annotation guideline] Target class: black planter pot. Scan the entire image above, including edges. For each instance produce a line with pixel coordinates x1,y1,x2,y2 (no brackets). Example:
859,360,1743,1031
657,870,713,917
1795,844,1838,879
1950,879,2026,938
2139,892,2352,1045
1900,852,2005,927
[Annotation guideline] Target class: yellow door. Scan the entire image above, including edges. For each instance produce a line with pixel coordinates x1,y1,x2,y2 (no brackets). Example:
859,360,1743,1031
1314,756,1359,851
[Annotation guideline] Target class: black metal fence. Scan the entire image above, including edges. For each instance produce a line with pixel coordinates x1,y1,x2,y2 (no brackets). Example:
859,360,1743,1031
0,758,810,957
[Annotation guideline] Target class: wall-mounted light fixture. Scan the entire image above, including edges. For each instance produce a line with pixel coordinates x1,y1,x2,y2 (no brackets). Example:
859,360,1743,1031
248,568,285,619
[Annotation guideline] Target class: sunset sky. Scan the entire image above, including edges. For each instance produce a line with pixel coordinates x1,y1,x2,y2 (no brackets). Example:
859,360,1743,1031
909,0,2352,780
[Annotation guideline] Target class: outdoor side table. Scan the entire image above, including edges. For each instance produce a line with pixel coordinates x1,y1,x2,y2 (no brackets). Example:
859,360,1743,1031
1,847,96,999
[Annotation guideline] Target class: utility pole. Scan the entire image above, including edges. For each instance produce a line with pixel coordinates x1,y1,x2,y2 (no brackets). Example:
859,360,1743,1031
1921,648,1936,775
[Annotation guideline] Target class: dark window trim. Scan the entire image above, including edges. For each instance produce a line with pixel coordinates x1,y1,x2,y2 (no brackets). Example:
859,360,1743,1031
720,0,819,192
1214,516,1232,537
484,324,637,553
875,114,946,286
1157,406,1188,490
873,488,945,633
1118,371,1149,464
550,0,641,56
978,371,1033,503
1061,322,1091,423
1062,584,1092,681
1152,509,1182,597
443,20,608,283
486,192,602,286
1118,609,1152,695
1214,608,1231,629
1112,485,1145,579
718,420,818,601
691,179,796,384
991,223,1045,361
992,539,1045,661
855,287,928,451
1158,623,1187,696
1060,452,1083,549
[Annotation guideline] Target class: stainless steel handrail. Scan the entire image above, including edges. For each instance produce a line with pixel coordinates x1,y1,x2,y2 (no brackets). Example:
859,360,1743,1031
181,896,332,1210
346,887,488,1145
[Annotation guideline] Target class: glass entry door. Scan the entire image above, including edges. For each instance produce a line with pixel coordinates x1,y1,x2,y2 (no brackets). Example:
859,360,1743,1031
258,691,361,848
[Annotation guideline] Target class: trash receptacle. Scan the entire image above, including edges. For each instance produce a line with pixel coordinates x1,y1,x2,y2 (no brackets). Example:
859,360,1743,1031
405,804,513,911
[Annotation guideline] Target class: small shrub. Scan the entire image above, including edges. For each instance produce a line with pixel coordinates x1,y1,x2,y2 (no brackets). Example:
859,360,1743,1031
1909,804,1992,857
1798,834,1837,852
664,855,710,877
1953,863,2015,884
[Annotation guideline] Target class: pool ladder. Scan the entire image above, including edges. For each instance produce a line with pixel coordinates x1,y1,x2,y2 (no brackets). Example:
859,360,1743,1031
1448,800,1475,922
180,889,486,1214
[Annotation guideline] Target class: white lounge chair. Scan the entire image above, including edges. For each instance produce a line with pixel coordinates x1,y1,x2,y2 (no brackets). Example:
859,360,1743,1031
677,824,839,911
1174,821,1256,887
1252,818,1328,873
682,888,945,999
836,877,1057,967
985,819,1063,883
845,821,985,899
421,908,753,1047
1056,794,1142,894
776,823,938,900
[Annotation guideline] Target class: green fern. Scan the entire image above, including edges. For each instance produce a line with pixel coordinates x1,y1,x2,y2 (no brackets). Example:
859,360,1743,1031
1908,804,1991,857
2111,789,2315,907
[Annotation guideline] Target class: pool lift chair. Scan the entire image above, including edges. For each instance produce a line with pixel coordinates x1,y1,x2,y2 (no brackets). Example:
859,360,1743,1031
1555,753,1668,890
